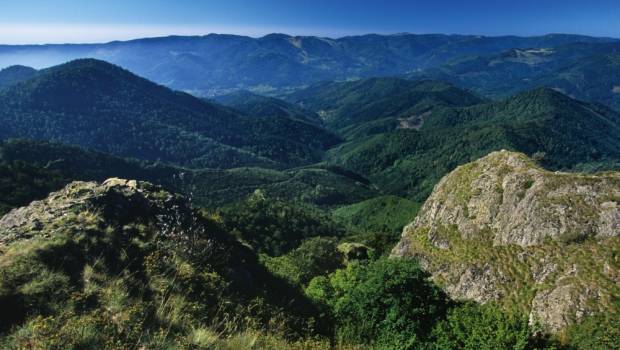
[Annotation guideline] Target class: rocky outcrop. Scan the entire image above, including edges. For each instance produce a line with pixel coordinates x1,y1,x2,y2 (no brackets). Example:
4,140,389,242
407,150,620,246
392,151,620,332
0,178,200,248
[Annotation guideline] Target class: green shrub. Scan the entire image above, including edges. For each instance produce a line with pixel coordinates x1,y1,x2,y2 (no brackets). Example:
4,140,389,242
565,309,620,350
306,258,448,349
429,302,539,350
221,193,346,256
262,237,344,286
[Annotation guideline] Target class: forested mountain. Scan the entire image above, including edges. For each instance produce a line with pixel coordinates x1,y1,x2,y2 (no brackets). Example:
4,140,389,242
326,88,620,201
410,41,620,110
0,139,378,214
0,65,38,89
213,90,323,125
285,78,483,133
1,32,620,349
0,59,340,168
0,33,614,95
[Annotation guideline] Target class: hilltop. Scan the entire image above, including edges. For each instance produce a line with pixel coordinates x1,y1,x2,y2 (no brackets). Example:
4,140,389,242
0,59,340,168
0,65,37,89
0,178,328,347
392,151,620,332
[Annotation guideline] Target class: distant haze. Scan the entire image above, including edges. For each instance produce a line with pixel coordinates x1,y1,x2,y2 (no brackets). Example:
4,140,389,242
0,24,364,45
1,32,617,110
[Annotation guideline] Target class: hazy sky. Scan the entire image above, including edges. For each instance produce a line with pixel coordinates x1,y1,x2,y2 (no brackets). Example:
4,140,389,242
1,0,619,44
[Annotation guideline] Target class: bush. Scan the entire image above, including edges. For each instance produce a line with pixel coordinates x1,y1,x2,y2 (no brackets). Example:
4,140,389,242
221,193,345,256
565,309,620,350
262,237,344,286
429,302,539,350
306,257,448,349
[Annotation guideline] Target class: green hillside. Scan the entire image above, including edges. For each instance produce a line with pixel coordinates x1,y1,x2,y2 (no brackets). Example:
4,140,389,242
0,59,340,169
213,90,323,125
285,78,483,132
0,177,567,349
333,195,420,236
0,139,379,214
327,88,620,201
0,179,327,348
2,40,620,348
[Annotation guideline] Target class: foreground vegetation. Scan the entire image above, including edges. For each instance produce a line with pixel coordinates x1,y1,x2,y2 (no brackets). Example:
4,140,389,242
1,177,613,349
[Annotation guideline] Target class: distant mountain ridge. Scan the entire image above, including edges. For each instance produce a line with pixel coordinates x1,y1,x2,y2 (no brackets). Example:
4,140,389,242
0,33,615,96
409,41,620,110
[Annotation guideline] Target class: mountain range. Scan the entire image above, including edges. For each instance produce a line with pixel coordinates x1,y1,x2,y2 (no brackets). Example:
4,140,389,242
2,59,620,208
410,41,620,110
0,33,617,98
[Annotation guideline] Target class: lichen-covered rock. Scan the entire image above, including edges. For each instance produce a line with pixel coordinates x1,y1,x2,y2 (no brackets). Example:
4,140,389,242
406,150,620,246
0,177,195,247
391,151,620,332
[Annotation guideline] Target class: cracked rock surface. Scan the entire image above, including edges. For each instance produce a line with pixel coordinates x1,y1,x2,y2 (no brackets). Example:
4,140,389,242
392,151,620,332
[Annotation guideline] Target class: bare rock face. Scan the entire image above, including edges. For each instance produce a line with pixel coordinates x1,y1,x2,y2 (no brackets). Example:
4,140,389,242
392,151,620,332
408,151,620,246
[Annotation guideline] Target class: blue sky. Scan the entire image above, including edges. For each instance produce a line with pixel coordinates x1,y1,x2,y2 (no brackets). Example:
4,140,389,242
0,0,619,44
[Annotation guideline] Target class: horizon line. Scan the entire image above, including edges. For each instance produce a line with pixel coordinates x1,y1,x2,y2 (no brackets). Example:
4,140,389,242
0,30,618,46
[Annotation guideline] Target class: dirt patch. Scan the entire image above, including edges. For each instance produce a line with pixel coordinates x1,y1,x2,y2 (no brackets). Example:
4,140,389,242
398,111,431,130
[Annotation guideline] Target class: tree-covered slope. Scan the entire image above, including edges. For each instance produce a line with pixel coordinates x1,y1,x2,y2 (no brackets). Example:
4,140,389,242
0,59,340,169
213,90,323,125
327,88,620,202
0,65,38,89
529,53,620,111
0,160,68,216
333,195,421,236
0,139,378,214
410,42,620,111
285,77,483,132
